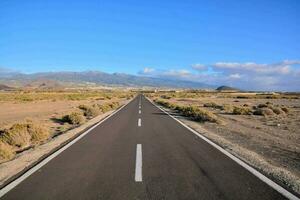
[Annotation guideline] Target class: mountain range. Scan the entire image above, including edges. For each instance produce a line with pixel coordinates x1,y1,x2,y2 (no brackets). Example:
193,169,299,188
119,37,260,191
0,71,214,89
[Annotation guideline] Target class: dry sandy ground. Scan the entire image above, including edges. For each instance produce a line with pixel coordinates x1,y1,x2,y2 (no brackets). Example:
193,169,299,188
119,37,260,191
157,96,300,194
0,99,130,186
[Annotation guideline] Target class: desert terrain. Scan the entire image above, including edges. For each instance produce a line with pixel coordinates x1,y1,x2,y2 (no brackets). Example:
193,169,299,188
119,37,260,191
149,90,300,194
0,89,134,163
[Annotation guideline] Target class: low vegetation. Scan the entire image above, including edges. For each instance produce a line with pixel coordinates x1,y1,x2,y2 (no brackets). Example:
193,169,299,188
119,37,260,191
78,102,120,119
232,106,252,115
150,90,300,194
62,112,85,125
0,90,134,103
0,89,129,163
154,99,220,123
0,141,15,161
0,121,50,148
0,121,50,162
79,105,100,118
203,102,223,109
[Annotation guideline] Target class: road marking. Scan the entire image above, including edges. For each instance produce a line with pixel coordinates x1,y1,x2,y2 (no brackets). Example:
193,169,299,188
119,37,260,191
147,97,299,200
139,105,141,109
135,144,142,182
0,98,135,198
138,118,141,127
139,110,141,114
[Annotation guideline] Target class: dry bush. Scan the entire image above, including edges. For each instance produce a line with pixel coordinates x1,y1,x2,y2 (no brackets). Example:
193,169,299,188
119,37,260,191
0,121,50,148
79,104,100,118
155,99,220,123
94,102,120,113
161,95,172,99
203,102,222,109
0,141,15,161
258,103,268,108
184,106,220,123
271,107,285,115
281,107,289,113
221,104,234,113
62,112,85,125
108,102,120,109
232,106,252,115
253,108,275,116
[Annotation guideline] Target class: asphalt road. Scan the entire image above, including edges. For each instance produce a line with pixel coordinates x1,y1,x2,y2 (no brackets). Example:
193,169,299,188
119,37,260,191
0,95,290,199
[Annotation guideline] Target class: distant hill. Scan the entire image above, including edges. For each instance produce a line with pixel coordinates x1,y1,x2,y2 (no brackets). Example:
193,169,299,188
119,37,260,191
216,85,239,91
0,84,15,91
0,71,213,89
24,79,64,90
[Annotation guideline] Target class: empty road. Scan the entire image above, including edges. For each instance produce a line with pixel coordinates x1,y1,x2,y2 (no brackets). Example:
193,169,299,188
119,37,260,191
0,95,294,199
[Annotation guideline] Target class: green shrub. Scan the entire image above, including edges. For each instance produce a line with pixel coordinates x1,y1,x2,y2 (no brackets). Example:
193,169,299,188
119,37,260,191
232,106,252,115
62,112,85,125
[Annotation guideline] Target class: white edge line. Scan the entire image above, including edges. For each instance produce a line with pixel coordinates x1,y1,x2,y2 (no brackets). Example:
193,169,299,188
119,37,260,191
135,144,142,182
0,98,134,198
146,97,299,200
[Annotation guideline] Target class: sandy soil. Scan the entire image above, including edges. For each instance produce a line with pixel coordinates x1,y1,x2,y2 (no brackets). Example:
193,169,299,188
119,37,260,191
0,99,130,186
154,96,300,194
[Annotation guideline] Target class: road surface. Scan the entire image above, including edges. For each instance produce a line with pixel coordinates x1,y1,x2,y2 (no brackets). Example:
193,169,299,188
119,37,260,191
0,95,292,199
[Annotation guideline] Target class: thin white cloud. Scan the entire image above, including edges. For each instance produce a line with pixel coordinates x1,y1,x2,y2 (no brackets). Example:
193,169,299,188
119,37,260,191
138,60,300,91
191,64,207,71
143,67,155,74
228,73,241,79
211,60,299,75
162,69,191,78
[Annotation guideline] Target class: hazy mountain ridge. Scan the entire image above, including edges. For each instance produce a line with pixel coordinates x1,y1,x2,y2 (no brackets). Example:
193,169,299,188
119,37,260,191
0,71,213,89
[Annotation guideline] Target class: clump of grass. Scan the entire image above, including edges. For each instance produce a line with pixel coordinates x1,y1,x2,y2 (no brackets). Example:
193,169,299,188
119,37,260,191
96,102,120,113
155,99,220,123
232,106,252,115
62,112,85,125
253,108,275,116
161,95,172,99
180,106,220,123
0,141,15,161
266,101,272,105
0,121,50,148
281,107,289,113
78,105,100,118
203,102,222,109
270,107,285,115
258,103,268,108
221,104,234,113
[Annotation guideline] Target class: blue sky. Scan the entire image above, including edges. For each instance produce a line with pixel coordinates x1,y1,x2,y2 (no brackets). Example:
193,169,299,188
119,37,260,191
0,0,300,90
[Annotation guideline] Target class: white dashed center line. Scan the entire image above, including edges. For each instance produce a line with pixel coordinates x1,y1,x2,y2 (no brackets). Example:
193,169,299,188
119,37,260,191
139,110,141,114
135,144,142,182
138,118,141,127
